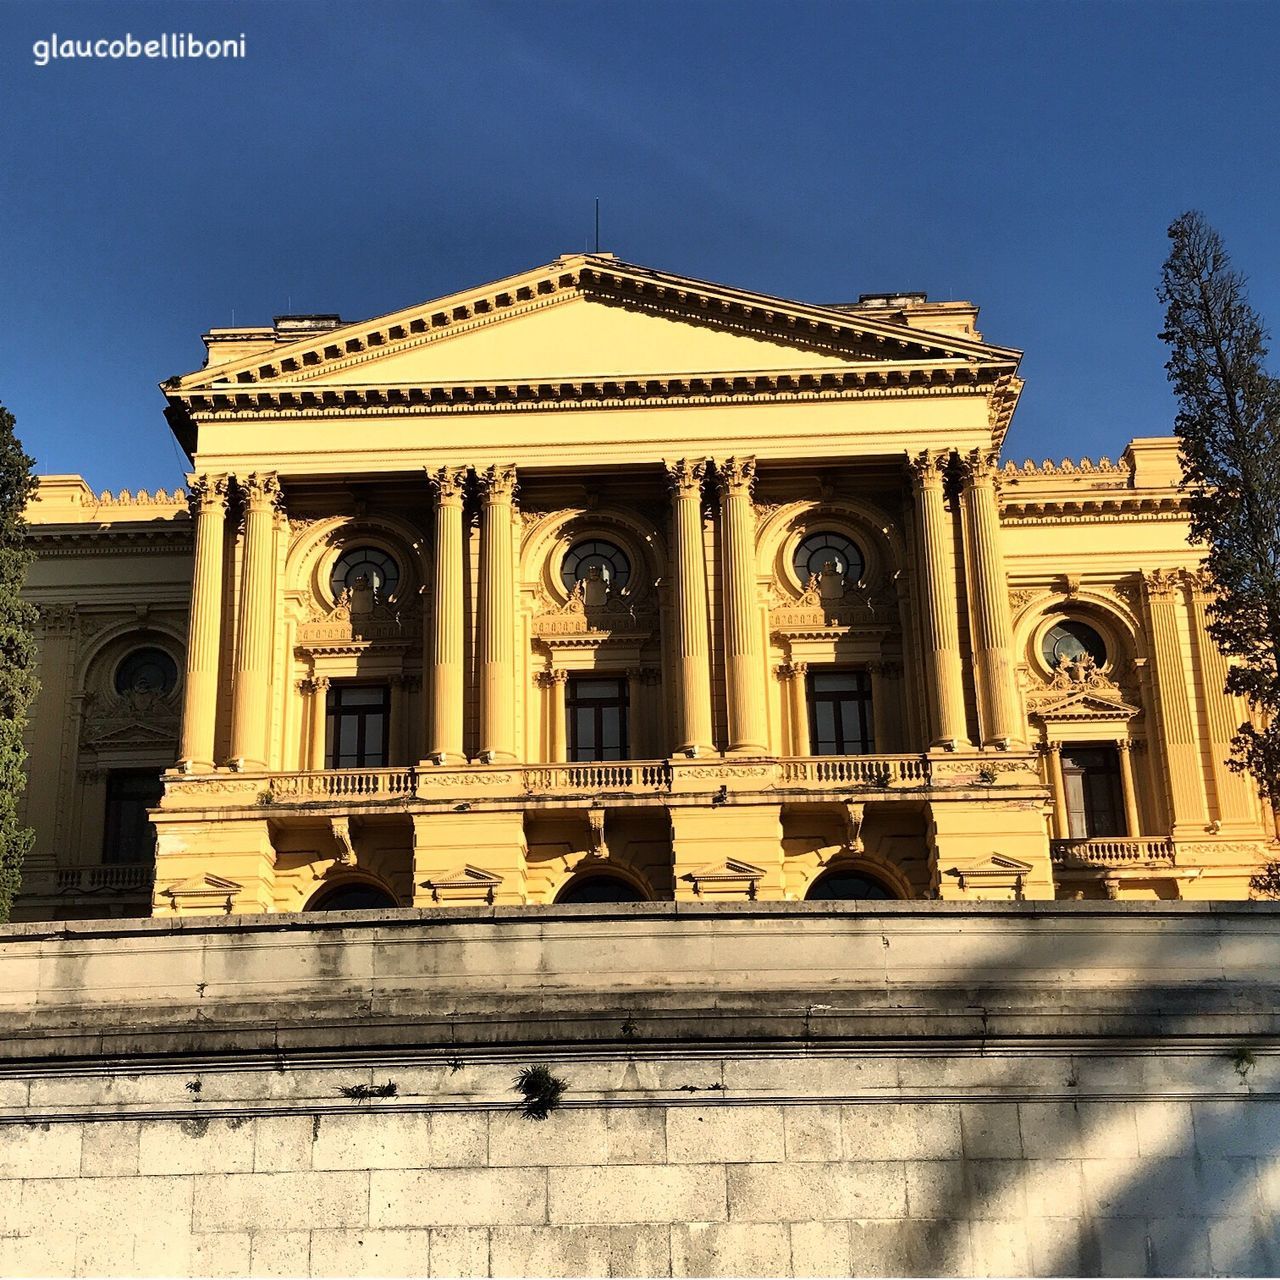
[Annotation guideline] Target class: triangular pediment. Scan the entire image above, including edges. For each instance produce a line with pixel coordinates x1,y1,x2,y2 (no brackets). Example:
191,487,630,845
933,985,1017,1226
176,254,1019,393
1030,690,1141,721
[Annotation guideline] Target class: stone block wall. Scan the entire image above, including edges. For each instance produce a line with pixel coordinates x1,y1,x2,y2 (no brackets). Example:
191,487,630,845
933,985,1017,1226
0,903,1277,1277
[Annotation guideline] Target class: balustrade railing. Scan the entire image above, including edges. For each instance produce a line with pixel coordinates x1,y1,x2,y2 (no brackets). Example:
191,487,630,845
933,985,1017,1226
54,865,154,892
1050,838,1175,865
269,769,415,801
778,755,932,787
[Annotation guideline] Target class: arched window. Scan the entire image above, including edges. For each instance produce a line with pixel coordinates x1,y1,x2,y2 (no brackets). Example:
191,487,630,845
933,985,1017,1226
114,647,179,696
806,868,897,901
794,531,864,586
561,539,631,593
1042,619,1107,669
330,547,400,600
555,875,647,904
306,883,398,911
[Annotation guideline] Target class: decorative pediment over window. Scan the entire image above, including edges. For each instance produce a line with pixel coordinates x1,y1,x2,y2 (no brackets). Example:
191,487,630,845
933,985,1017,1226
944,855,1034,896
80,690,180,748
531,581,656,643
297,594,418,651
768,577,891,637
1025,654,1140,722
159,873,242,914
682,858,766,899
420,865,503,904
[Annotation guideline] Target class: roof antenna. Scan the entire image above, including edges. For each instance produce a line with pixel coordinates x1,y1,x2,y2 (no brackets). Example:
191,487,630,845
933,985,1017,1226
594,197,600,253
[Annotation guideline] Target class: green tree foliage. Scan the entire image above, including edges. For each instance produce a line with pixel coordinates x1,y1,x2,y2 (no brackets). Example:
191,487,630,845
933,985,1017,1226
1158,213,1280,895
0,402,38,921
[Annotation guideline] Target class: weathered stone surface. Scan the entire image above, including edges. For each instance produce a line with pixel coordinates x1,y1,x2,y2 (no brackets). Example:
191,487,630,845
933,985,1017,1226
372,1167,546,1228
670,1222,791,1278
548,1164,727,1225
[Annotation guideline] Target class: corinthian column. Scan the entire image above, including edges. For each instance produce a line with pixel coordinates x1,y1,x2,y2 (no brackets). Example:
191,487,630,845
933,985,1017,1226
716,456,769,754
960,449,1021,747
178,474,229,772
665,459,714,757
478,464,518,763
229,473,281,771
427,466,467,764
909,451,968,749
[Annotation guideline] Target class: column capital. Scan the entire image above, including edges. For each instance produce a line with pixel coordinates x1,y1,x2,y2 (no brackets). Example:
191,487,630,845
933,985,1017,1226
1037,740,1064,755
958,448,1001,488
238,471,282,512
478,464,518,503
715,455,757,499
186,473,230,517
311,675,330,692
36,603,78,635
664,458,709,496
908,449,949,489
776,660,809,680
1183,565,1216,599
428,465,469,505
535,669,570,689
1143,568,1182,598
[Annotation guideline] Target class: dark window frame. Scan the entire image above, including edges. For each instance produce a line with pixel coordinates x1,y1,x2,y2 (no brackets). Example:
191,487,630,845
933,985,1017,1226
102,769,164,865
566,675,630,762
325,683,391,769
807,668,875,756
1061,744,1126,838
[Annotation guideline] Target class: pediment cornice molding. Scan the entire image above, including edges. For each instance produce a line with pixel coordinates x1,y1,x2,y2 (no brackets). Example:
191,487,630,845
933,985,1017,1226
170,254,1020,397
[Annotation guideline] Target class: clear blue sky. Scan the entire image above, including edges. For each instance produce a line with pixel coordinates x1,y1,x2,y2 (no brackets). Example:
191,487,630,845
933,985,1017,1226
3,0,1278,492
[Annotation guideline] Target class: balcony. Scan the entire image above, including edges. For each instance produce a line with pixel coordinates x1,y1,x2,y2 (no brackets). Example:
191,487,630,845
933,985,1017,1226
1051,838,1175,867
161,752,1045,813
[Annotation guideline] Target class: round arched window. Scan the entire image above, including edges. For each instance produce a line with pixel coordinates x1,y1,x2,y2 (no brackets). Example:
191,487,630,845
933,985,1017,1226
806,869,896,901
1042,620,1107,669
114,647,179,696
560,539,631,593
307,883,399,911
555,875,647,904
793,531,865,586
330,547,400,600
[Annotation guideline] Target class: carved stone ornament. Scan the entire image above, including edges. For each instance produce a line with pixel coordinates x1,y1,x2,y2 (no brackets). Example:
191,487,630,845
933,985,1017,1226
298,588,418,651
664,458,708,495
531,578,656,640
80,689,181,749
1025,652,1140,722
1143,568,1182,598
428,465,468,504
420,865,503,904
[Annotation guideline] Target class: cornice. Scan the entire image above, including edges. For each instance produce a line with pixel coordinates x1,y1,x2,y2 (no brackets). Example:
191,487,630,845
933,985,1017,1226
171,254,1019,395
26,527,194,555
1000,495,1187,524
168,363,1014,423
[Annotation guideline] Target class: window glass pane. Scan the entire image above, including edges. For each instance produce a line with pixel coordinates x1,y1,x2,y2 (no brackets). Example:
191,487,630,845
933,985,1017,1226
574,679,622,700
342,686,386,707
813,671,858,693
103,770,163,865
573,707,597,757
813,702,837,751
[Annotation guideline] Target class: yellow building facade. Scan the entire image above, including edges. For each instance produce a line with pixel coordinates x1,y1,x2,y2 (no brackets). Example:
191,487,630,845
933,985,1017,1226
15,255,1278,920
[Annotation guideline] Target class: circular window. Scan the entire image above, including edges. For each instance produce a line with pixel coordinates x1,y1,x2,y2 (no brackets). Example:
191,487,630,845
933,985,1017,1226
1043,620,1107,669
307,883,399,911
555,875,647,904
560,539,631,593
806,869,896,901
330,547,400,601
794,531,865,586
114,647,179,696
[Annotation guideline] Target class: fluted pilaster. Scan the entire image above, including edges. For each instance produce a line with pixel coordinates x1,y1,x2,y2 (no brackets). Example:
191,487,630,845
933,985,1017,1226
960,449,1021,748
716,456,769,754
178,474,229,772
478,464,517,763
427,466,468,764
1186,568,1259,831
229,472,280,770
909,451,968,749
1144,569,1208,836
665,459,714,757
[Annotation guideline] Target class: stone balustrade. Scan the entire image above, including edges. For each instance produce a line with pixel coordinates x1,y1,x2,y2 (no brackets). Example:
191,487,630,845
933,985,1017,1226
1050,837,1176,866
159,753,1033,812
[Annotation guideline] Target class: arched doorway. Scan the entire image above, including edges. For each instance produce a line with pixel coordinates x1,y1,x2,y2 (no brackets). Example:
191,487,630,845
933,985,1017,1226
306,882,399,911
555,874,648,905
806,867,898,901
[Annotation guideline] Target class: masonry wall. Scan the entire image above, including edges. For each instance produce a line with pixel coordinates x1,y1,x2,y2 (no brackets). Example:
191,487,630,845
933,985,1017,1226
0,903,1278,1278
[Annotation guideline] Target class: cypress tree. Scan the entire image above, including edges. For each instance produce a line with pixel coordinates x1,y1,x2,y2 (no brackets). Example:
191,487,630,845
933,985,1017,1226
1157,213,1280,860
0,402,38,922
